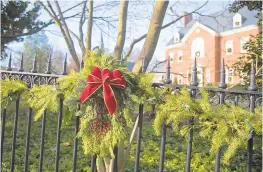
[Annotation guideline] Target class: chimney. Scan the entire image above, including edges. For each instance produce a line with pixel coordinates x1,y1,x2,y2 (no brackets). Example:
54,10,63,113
182,12,192,27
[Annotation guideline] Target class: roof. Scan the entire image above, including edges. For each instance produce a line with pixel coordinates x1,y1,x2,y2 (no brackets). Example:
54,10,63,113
166,7,258,46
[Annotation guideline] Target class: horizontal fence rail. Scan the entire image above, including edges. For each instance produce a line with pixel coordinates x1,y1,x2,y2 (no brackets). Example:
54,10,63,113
0,54,262,172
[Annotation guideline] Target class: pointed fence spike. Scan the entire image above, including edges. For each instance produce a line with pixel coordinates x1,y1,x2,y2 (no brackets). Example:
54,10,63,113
190,57,198,86
165,56,172,84
248,59,258,91
219,58,227,89
80,56,84,69
6,53,12,71
62,53,67,75
46,54,52,74
19,54,24,72
141,56,146,73
31,54,37,73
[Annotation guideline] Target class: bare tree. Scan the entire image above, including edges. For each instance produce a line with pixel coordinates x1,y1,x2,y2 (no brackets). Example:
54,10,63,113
114,1,129,60
39,1,80,69
125,1,209,60
132,0,169,73
86,0,93,53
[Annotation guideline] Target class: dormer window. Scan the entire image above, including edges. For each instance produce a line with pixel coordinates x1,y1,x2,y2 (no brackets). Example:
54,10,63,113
174,32,180,43
233,13,242,28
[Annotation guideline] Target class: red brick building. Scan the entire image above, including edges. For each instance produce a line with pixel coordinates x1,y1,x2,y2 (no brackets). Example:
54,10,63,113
165,7,260,86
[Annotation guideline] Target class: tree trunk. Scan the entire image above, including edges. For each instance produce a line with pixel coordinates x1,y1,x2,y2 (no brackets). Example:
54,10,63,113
86,0,93,53
132,0,169,73
114,0,129,60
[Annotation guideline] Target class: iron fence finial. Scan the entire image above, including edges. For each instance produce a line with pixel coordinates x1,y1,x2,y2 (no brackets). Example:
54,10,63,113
219,58,227,89
141,56,146,73
46,54,52,74
81,56,84,69
190,57,198,86
19,54,24,72
6,53,12,71
62,53,67,75
248,59,258,91
31,54,37,73
165,56,172,84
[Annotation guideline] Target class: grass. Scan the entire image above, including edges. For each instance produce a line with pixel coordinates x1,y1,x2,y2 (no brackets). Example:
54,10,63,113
2,105,262,172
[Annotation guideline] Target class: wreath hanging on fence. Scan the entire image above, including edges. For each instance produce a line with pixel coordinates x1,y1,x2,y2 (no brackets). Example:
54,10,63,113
0,51,156,157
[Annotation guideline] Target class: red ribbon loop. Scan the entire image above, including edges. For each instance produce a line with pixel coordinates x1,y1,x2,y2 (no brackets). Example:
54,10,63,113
79,66,126,115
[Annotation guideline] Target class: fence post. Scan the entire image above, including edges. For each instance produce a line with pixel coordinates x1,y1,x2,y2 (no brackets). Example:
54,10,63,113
39,110,47,172
247,59,257,172
11,96,20,172
185,57,198,172
134,56,146,172
24,108,33,172
158,56,171,172
0,109,7,170
215,59,227,172
55,96,64,172
73,56,85,172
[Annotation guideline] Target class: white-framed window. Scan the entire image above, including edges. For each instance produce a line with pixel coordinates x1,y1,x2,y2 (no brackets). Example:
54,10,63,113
169,52,174,64
226,68,234,84
191,37,204,58
233,13,242,28
177,73,183,85
240,37,249,53
174,32,180,43
206,68,210,83
225,40,233,55
178,50,183,62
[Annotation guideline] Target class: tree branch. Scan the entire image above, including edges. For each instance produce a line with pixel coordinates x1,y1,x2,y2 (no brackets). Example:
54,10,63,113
2,2,82,39
125,0,209,58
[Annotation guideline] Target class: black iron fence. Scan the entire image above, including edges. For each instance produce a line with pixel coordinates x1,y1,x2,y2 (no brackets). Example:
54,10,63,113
0,54,262,172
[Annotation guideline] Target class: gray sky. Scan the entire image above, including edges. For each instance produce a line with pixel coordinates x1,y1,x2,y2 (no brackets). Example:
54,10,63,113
6,0,233,64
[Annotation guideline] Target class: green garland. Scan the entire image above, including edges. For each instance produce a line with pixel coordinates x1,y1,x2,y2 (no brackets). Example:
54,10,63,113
1,51,261,163
1,79,28,108
154,87,262,163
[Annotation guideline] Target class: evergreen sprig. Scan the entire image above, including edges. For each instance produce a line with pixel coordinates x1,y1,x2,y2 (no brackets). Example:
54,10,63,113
154,88,262,163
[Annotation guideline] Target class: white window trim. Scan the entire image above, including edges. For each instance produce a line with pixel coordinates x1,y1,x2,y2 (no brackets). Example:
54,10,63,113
240,37,249,53
191,37,205,59
178,50,183,62
225,40,233,55
226,68,234,84
174,32,180,43
233,13,242,28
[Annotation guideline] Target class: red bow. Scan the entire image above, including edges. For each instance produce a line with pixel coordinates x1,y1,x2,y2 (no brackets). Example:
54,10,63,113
80,66,126,115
